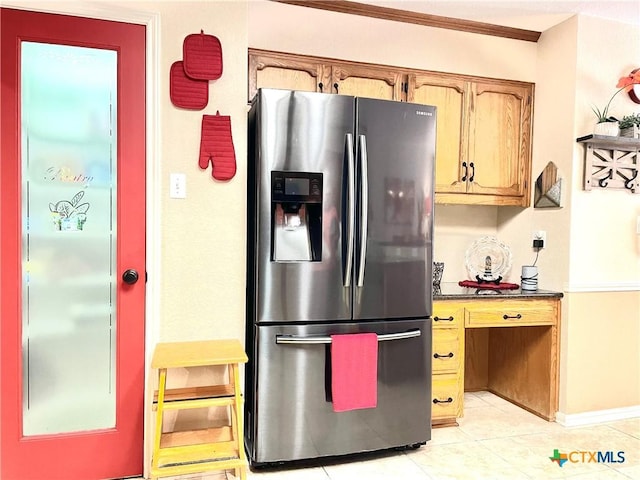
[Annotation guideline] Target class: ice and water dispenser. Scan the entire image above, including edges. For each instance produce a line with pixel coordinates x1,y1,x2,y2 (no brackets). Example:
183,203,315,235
271,171,323,262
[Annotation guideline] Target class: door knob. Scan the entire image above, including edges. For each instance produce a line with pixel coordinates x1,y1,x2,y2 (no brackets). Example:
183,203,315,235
122,269,139,285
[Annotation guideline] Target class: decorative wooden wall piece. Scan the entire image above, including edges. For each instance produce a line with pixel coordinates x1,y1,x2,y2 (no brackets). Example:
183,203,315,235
577,135,640,193
534,161,562,208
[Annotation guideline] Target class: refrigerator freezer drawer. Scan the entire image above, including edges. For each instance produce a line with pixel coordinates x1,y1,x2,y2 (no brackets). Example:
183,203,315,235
246,319,431,465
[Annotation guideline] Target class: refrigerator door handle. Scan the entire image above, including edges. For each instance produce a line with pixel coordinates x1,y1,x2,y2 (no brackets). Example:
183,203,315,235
357,134,369,288
275,329,422,345
344,133,356,287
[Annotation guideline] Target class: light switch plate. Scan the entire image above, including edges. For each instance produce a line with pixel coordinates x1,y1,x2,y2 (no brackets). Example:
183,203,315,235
170,173,186,199
637,215,640,234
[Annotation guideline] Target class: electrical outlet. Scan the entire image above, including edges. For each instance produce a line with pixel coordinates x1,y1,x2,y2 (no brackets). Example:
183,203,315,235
532,230,546,248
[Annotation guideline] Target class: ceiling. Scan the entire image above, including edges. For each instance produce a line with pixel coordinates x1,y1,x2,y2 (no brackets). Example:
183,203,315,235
366,0,640,32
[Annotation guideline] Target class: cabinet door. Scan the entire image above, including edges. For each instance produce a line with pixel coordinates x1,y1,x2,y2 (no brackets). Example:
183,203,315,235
408,74,468,194
468,82,533,200
331,63,404,100
248,50,329,102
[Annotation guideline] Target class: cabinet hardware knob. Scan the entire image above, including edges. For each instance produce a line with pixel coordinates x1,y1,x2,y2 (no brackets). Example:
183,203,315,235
318,82,324,93
434,316,454,322
461,161,468,181
433,397,454,404
503,314,522,320
334,82,339,94
434,352,454,359
469,162,475,182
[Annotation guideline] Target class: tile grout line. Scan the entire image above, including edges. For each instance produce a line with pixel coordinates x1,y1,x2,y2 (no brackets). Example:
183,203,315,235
401,449,438,480
603,422,640,441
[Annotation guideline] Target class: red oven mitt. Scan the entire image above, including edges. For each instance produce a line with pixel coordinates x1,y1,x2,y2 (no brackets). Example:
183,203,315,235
199,112,236,181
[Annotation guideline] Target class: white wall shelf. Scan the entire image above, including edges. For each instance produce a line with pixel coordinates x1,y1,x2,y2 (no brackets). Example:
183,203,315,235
577,135,640,193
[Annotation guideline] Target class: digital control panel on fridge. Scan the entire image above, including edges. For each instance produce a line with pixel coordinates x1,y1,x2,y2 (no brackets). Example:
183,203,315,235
271,171,323,262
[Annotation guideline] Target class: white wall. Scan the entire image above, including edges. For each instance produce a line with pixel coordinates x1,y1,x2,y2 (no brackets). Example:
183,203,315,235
561,15,640,415
145,0,249,342
571,15,640,287
248,1,538,81
497,16,578,292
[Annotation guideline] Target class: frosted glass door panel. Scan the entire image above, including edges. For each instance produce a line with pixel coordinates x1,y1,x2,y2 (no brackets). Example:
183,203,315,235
21,42,117,435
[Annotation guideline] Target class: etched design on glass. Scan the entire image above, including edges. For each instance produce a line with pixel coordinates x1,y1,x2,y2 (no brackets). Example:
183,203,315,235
21,41,117,435
50,191,91,231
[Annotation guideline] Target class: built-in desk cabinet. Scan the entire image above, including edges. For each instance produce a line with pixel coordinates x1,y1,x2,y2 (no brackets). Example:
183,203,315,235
431,304,465,426
248,49,534,207
432,296,560,426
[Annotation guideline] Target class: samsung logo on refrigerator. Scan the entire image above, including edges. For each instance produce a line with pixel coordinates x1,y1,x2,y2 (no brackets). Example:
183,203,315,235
415,110,433,116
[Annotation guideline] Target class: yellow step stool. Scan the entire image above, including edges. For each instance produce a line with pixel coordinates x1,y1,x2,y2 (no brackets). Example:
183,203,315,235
150,339,248,480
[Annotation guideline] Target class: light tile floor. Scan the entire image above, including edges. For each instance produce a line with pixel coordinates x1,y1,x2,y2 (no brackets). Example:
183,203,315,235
149,391,640,480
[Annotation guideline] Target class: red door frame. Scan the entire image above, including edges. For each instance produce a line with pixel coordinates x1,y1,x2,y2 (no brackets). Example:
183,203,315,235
0,8,146,480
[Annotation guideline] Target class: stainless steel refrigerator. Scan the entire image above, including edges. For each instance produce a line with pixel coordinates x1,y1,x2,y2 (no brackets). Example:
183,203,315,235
245,88,436,466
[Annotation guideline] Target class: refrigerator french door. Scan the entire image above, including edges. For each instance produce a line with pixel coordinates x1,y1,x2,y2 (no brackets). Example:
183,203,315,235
246,89,436,465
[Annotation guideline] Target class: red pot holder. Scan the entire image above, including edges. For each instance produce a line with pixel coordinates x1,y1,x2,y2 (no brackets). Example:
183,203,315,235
199,112,236,181
169,61,208,110
183,30,223,80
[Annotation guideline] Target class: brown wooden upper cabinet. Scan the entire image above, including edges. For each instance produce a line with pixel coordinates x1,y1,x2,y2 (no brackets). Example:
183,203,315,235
330,63,404,100
408,74,533,206
249,49,534,207
249,49,404,102
248,49,329,99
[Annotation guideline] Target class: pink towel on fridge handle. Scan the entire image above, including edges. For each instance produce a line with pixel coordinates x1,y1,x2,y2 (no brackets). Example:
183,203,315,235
330,333,378,412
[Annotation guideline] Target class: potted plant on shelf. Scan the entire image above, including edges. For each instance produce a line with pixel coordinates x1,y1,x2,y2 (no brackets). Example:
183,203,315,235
618,113,640,138
592,69,640,136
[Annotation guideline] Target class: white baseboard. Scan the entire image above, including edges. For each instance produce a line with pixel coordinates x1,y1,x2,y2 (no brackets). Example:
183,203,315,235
556,405,640,427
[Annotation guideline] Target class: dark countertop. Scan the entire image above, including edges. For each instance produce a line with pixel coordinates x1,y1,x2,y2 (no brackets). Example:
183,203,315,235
433,282,564,300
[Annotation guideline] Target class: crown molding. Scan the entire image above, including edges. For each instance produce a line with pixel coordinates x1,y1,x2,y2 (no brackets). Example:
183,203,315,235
272,0,541,43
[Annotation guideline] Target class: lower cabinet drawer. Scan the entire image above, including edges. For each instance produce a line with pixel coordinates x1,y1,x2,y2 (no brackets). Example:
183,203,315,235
432,328,461,374
465,299,556,327
433,305,464,329
432,374,463,419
